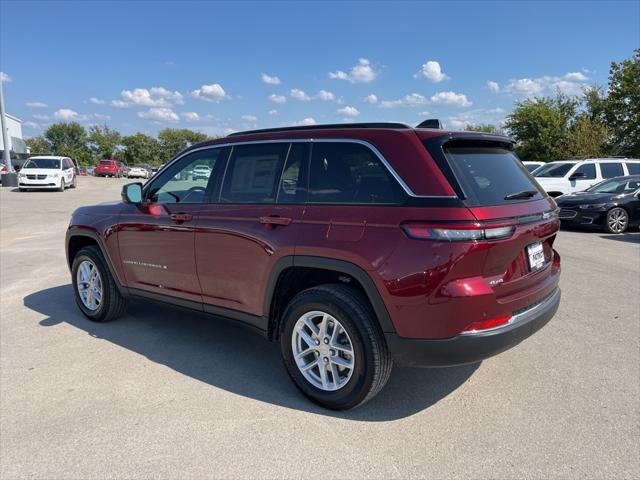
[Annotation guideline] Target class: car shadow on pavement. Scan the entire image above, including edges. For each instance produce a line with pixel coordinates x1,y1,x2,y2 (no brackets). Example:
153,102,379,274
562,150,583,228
598,232,640,244
25,285,479,421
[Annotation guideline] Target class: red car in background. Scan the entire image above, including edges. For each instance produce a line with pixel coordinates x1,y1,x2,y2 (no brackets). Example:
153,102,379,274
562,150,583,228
94,159,124,178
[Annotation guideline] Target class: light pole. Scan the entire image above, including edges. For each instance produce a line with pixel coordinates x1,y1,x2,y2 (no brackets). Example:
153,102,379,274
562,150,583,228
0,76,18,187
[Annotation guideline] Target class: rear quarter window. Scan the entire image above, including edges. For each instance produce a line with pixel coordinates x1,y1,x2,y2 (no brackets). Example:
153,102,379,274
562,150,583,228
600,163,624,178
626,162,640,175
441,146,544,206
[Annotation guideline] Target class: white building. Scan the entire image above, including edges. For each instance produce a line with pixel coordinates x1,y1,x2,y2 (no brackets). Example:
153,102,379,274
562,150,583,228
0,113,28,159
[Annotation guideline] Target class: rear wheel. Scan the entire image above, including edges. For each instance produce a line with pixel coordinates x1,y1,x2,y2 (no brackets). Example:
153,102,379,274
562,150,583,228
71,246,127,322
279,284,392,410
605,207,629,234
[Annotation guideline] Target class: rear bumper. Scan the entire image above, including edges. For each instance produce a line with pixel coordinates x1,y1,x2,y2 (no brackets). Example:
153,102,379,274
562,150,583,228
385,287,560,367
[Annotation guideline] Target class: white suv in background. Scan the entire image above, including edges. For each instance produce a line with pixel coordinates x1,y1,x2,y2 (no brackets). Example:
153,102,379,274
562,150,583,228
18,156,77,192
533,158,640,197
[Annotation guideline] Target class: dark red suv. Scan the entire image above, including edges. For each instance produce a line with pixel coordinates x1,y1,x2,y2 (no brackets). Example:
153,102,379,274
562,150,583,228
66,122,561,409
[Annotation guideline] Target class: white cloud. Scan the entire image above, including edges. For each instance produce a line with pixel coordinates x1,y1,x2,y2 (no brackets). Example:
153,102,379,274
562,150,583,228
380,93,428,108
261,73,281,85
268,94,287,103
417,111,430,116
415,60,448,82
445,107,507,130
337,106,360,117
564,72,588,82
430,91,472,107
191,83,227,102
487,81,500,93
241,114,258,122
93,113,111,120
26,101,47,108
111,100,129,108
329,58,378,83
138,107,180,123
290,89,311,101
0,72,11,83
364,94,378,104
268,109,278,115
32,114,50,120
449,119,466,129
117,87,184,107
54,109,86,121
89,97,106,105
315,90,336,101
502,72,590,97
181,112,200,121
296,117,317,126
24,121,39,129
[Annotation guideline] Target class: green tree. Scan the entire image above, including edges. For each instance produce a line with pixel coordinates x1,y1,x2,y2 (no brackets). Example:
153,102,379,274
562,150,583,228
121,133,161,166
88,124,122,159
157,128,208,162
567,115,611,158
43,122,92,164
504,92,577,162
464,123,504,135
604,48,640,157
25,136,52,155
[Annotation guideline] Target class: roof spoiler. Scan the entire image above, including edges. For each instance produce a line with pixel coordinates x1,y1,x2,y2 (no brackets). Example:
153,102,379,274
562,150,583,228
416,119,443,129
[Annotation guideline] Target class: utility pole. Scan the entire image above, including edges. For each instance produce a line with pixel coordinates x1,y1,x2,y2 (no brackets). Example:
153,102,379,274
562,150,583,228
0,76,18,187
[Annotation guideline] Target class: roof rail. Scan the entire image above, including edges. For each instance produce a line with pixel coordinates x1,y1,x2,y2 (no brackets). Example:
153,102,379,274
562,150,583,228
227,122,411,137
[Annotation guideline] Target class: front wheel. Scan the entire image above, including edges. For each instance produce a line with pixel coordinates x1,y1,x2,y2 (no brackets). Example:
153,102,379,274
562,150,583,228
58,179,65,192
72,245,127,322
279,284,392,410
605,207,628,234
70,175,77,188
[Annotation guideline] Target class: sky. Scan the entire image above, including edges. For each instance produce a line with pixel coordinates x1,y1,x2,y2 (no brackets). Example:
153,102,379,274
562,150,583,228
1,0,638,138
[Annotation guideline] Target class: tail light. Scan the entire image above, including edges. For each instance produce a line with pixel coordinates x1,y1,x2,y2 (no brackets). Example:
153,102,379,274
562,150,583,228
462,314,512,333
401,221,515,242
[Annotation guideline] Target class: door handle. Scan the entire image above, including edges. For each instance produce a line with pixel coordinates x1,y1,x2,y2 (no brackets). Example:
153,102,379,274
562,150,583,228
259,216,292,227
170,213,193,223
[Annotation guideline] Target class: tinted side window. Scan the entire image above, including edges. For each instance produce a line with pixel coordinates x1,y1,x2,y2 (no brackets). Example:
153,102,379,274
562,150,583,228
277,143,309,204
308,142,405,204
147,148,223,204
626,163,640,175
600,163,624,178
220,143,289,203
574,163,596,179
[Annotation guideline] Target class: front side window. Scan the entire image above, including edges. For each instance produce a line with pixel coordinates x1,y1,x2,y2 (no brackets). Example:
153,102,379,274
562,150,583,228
600,163,624,179
533,163,576,178
146,148,223,203
220,143,289,203
573,163,596,179
308,142,405,204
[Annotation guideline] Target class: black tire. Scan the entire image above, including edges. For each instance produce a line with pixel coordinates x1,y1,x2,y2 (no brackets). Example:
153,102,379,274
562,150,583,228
279,284,393,410
70,175,77,188
71,245,127,322
604,207,629,234
58,180,65,192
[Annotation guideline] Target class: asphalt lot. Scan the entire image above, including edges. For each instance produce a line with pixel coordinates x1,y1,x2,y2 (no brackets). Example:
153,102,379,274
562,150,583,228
1,176,638,479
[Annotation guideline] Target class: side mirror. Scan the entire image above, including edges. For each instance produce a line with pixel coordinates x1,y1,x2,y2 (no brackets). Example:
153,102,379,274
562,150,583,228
122,182,143,204
569,172,586,181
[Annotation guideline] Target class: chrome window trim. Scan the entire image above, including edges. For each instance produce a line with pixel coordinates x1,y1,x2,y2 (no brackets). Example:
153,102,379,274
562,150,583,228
145,138,458,199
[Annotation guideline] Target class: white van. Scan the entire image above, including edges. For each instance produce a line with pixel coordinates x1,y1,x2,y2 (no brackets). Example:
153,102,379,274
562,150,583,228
18,156,77,192
534,158,640,197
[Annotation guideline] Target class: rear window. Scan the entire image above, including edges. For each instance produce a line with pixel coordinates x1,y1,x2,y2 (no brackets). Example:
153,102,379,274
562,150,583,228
600,163,623,178
442,146,544,206
99,160,115,166
625,163,640,175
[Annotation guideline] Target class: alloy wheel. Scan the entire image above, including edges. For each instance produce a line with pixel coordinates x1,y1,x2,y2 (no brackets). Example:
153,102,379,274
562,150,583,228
291,311,355,391
608,208,628,233
76,260,103,311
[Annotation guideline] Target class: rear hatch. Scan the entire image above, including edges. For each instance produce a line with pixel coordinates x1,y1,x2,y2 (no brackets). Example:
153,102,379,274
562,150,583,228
422,134,560,304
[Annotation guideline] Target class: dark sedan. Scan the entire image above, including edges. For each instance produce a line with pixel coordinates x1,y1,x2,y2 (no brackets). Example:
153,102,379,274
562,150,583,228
556,175,640,233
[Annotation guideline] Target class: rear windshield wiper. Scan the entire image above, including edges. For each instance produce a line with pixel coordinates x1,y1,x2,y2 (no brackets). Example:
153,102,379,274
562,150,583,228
504,190,538,200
